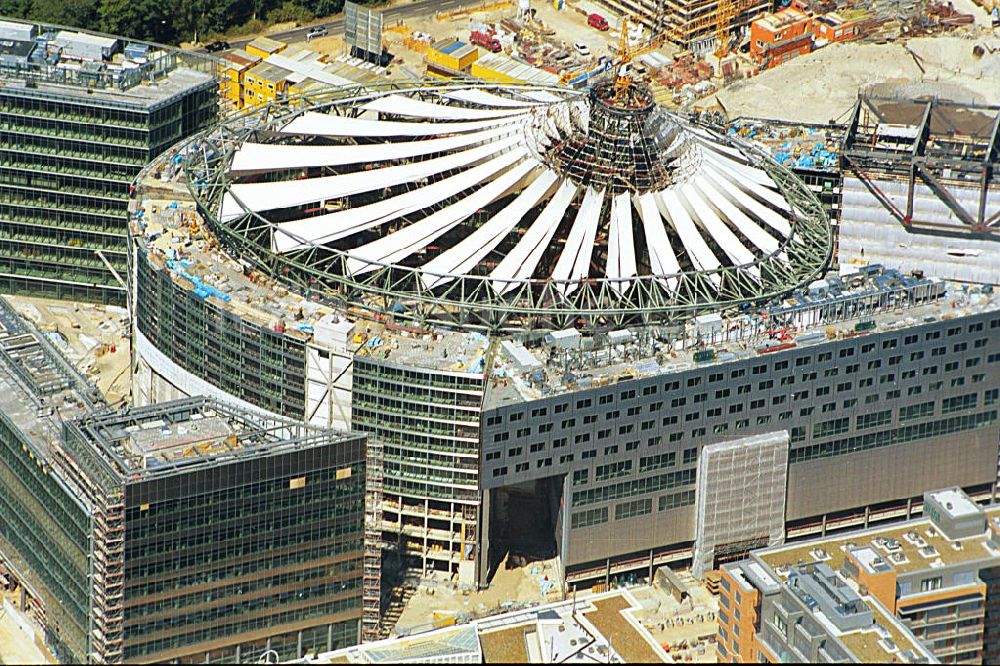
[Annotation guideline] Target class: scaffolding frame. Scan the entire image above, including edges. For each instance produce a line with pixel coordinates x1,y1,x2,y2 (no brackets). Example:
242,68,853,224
841,94,1000,235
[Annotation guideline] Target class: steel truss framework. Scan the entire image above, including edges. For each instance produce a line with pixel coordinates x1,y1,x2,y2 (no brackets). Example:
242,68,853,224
184,82,832,333
843,94,1000,235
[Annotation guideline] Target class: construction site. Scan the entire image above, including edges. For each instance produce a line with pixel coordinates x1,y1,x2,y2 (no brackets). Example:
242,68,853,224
0,0,997,662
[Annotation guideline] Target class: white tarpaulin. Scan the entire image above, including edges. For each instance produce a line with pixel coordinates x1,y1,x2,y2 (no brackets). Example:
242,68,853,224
658,189,722,287
694,176,784,261
440,89,541,108
606,192,636,295
228,127,515,173
704,165,791,237
635,192,679,293
279,111,524,137
681,181,758,274
491,180,578,293
346,157,538,275
551,186,604,295
420,168,558,290
224,136,519,222
273,148,526,252
361,94,532,120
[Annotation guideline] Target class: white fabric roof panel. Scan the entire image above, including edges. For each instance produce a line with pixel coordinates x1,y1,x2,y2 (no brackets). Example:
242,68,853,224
635,192,680,293
657,189,723,288
420,169,559,290
694,177,785,261
551,187,604,294
224,136,520,222
519,90,564,103
704,165,792,238
346,156,538,276
490,180,578,294
279,111,524,137
229,127,515,173
361,94,532,120
680,181,758,273
606,192,636,295
273,147,526,252
701,148,774,189
440,89,541,108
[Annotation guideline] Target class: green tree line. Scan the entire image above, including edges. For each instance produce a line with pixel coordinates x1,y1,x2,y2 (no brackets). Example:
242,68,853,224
0,0,365,45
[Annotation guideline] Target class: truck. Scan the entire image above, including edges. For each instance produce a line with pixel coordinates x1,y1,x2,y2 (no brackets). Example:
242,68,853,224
470,30,502,53
588,13,609,31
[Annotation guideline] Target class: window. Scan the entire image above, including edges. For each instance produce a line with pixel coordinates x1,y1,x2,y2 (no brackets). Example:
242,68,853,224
493,466,508,477
508,446,523,457
596,461,632,481
921,576,943,592
604,445,619,456
582,449,596,459
515,462,529,472
615,497,652,520
530,442,545,453
573,470,589,486
683,448,698,465
571,507,607,529
486,451,501,461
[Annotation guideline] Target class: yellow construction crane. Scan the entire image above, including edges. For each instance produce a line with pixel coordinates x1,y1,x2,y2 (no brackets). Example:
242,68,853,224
611,18,665,104
714,0,757,58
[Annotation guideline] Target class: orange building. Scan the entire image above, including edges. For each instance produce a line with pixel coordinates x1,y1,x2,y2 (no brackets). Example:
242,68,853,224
749,7,814,69
813,12,863,45
715,487,1000,664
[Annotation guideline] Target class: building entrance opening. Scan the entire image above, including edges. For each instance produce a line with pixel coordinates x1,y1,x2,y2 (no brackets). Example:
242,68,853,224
486,476,563,582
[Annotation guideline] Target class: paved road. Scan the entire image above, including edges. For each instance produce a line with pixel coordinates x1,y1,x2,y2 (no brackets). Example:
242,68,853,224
202,0,475,52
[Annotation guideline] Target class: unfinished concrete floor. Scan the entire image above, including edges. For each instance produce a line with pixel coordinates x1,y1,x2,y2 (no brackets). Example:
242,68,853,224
6,295,130,406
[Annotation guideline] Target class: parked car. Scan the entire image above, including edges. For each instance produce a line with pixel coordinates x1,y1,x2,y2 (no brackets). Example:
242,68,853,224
205,41,230,53
306,26,328,40
574,42,590,57
587,13,609,31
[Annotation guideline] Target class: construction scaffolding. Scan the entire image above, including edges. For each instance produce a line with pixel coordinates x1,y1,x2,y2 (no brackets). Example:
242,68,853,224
692,431,789,580
362,437,384,642
593,0,769,52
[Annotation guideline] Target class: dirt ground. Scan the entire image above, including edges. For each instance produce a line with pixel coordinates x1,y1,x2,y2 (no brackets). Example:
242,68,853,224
717,33,1000,123
394,556,563,635
0,594,54,665
5,295,131,406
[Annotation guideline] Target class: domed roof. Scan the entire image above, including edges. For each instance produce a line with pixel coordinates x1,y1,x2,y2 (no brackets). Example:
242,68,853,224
206,83,831,330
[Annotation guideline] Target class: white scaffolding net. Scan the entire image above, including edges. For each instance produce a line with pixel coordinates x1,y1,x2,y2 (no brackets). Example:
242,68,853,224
693,431,789,580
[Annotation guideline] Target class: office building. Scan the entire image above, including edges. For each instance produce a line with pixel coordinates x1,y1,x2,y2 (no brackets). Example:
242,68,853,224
0,18,217,305
0,293,366,663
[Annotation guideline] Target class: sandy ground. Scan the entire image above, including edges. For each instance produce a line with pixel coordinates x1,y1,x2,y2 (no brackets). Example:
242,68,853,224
394,556,563,634
5,295,131,406
717,34,1000,123
0,595,54,665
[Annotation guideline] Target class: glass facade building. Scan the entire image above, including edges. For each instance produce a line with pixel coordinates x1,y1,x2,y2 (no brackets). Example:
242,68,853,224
0,20,217,305
0,300,366,664
353,357,484,577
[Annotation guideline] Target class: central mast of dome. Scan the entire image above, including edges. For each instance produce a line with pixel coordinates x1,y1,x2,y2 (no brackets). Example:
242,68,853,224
552,80,673,194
